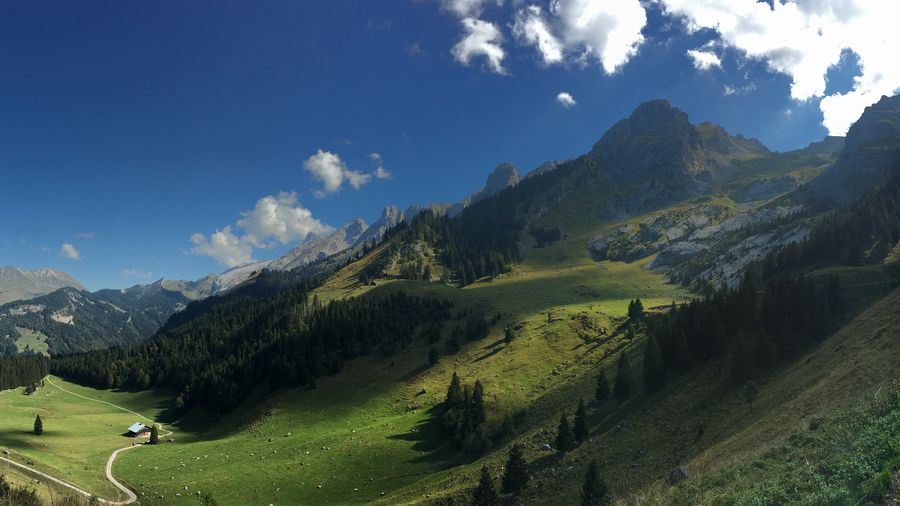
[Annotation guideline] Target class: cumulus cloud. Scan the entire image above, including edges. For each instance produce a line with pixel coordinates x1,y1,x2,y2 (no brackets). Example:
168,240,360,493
511,0,647,74
661,0,900,135
686,49,721,71
122,268,154,279
60,243,80,260
556,91,577,107
303,150,372,195
191,193,334,268
511,6,564,65
190,226,254,268
237,191,333,248
451,18,507,74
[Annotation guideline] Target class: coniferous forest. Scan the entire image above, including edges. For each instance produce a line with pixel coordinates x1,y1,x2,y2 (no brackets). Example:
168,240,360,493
52,285,452,412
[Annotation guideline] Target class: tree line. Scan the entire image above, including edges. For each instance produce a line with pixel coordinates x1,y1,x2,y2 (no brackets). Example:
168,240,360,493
0,354,49,390
52,286,452,413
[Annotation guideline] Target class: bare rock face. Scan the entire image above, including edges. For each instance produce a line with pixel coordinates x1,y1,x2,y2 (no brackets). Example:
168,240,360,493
590,99,709,182
811,94,900,203
481,162,521,197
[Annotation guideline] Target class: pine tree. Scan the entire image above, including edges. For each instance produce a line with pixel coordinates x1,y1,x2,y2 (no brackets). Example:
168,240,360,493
472,380,486,426
580,459,608,506
555,413,576,453
446,372,463,412
627,299,644,320
613,353,634,403
743,380,760,412
504,325,516,345
642,336,665,392
429,346,440,365
501,443,529,496
33,414,43,436
149,424,159,445
595,367,610,403
471,465,499,506
574,397,589,443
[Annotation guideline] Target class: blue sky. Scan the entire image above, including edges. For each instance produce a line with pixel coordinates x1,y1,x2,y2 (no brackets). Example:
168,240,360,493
1,0,896,290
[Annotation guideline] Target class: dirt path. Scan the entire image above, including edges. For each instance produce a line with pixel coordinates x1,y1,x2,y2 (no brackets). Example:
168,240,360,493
1,377,171,504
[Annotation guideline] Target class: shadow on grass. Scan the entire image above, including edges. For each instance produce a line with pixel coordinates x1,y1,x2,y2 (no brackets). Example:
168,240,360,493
386,405,460,467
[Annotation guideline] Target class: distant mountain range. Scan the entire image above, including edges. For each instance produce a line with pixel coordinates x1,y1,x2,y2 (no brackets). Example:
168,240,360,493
0,275,215,355
211,161,539,293
0,266,84,305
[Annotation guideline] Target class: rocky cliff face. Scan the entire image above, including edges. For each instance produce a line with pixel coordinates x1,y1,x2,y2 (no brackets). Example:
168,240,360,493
357,206,404,245
269,218,369,272
811,94,900,203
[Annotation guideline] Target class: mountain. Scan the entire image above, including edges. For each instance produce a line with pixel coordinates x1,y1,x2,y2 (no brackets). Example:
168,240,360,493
810,94,900,202
447,162,522,216
159,274,218,300
0,266,84,305
40,97,900,505
0,274,217,355
357,205,404,245
269,218,369,272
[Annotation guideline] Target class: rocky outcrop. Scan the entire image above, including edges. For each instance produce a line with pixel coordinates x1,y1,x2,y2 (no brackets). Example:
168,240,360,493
810,94,900,203
447,162,521,216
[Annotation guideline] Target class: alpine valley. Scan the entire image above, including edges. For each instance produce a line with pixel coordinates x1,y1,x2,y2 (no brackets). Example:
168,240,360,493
3,95,900,506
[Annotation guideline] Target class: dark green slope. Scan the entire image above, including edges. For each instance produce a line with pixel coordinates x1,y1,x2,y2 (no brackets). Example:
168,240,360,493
0,283,191,355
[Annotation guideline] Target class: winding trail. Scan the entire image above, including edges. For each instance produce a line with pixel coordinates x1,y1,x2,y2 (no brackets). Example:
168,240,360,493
0,376,171,504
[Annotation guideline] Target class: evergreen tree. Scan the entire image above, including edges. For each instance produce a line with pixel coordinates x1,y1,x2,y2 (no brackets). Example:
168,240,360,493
149,424,159,445
504,324,516,345
429,346,440,366
472,380,486,426
613,353,634,402
743,380,760,412
446,372,463,412
555,413,576,453
595,367,610,403
574,397,589,443
642,336,665,392
501,443,529,496
627,298,644,320
33,415,42,436
580,459,608,506
471,465,499,506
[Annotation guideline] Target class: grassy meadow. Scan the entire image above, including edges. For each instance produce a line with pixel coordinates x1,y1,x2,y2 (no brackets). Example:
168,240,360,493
0,376,174,501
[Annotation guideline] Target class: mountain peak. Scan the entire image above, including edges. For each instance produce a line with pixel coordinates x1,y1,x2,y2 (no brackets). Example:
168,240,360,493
0,265,85,304
484,162,521,194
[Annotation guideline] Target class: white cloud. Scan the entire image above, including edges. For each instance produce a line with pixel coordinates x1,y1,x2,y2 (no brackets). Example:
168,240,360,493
60,243,80,260
303,149,372,195
237,192,333,248
511,5,564,65
661,0,900,135
122,268,154,280
556,91,577,107
451,18,507,74
686,49,721,71
190,226,254,268
370,153,393,179
723,81,756,96
440,0,502,18
75,231,97,239
191,193,334,267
